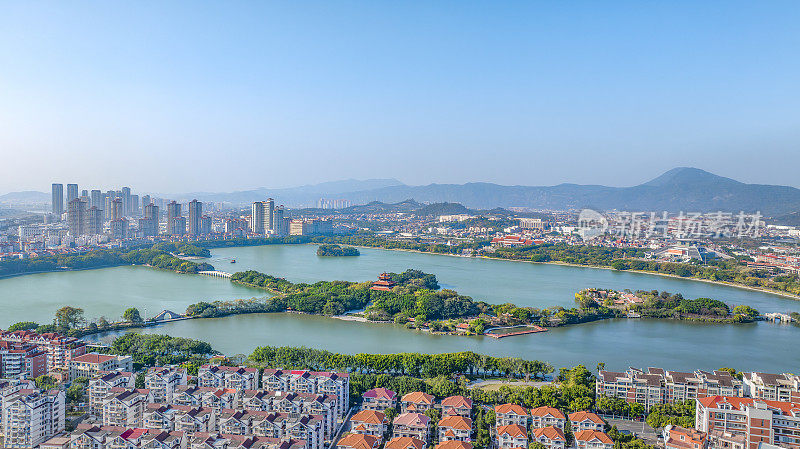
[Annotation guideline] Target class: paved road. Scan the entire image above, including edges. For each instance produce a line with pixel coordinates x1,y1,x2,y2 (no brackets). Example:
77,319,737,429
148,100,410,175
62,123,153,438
468,379,553,389
606,417,660,444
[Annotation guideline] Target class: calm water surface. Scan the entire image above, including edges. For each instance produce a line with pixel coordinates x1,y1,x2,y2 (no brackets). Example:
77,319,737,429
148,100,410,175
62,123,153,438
3,244,799,372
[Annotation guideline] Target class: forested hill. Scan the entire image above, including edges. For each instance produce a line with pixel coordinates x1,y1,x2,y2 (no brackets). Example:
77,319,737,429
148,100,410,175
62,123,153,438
336,168,800,216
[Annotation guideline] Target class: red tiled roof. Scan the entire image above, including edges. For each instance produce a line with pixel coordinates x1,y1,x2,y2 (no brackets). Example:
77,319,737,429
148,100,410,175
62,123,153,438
573,430,613,444
402,391,434,405
363,388,397,400
496,424,527,438
532,426,566,441
531,406,565,420
438,415,472,431
436,442,472,449
352,410,387,425
386,437,426,449
569,411,604,424
495,404,527,416
338,434,380,449
72,353,116,364
441,395,473,409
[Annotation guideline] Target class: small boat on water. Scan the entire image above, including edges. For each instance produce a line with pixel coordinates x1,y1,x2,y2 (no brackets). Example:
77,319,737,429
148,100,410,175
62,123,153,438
230,259,236,263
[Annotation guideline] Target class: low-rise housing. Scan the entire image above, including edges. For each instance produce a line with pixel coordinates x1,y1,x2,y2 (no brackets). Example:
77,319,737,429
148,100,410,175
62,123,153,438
573,430,613,449
437,415,472,442
69,353,133,381
568,411,604,432
441,396,472,418
337,433,382,449
530,406,566,429
531,426,566,449
393,413,430,442
495,424,527,449
695,395,800,449
494,404,528,427
362,388,397,412
401,392,435,413
350,409,388,439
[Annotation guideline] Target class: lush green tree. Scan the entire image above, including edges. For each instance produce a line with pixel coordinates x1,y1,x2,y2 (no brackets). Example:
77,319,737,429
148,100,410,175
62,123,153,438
55,306,85,329
7,321,39,332
123,307,143,323
35,375,58,391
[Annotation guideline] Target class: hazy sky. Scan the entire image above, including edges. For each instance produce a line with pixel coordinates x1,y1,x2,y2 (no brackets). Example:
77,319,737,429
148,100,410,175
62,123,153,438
1,1,799,194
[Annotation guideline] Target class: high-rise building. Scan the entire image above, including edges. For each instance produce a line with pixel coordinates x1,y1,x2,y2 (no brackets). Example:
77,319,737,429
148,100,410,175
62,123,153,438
51,184,64,216
109,198,123,221
87,207,104,235
90,190,102,209
142,195,151,211
266,198,275,231
251,202,266,234
66,183,79,203
144,203,159,220
273,206,286,236
167,202,184,235
188,199,202,235
200,215,212,234
121,187,131,216
81,189,88,198
130,194,139,216
110,219,128,239
67,198,88,236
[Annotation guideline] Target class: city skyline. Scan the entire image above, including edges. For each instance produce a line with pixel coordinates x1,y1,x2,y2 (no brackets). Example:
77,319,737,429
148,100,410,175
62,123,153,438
2,1,800,193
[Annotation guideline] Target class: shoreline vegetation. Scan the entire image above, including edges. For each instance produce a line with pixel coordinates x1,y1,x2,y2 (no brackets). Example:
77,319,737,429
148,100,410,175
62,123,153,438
2,235,798,301
315,244,360,257
184,268,763,336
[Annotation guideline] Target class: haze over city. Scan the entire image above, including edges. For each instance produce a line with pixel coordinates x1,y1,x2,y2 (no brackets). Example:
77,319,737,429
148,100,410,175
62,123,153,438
2,1,800,194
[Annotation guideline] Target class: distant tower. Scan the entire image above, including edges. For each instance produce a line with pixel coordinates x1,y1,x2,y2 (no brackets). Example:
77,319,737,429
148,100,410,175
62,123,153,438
87,207,103,235
121,187,131,216
265,198,275,232
250,202,265,234
66,184,79,203
51,184,64,216
67,197,88,236
111,198,124,221
188,199,202,235
167,201,184,235
90,190,102,209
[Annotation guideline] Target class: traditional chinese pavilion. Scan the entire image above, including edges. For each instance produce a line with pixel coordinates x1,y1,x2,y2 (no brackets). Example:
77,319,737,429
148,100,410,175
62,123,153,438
370,272,396,291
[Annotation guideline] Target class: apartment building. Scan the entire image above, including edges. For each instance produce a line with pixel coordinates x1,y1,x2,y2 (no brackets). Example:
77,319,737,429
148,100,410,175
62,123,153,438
441,396,472,418
88,371,135,417
663,424,708,449
437,415,472,442
350,410,388,439
198,365,259,391
173,386,240,412
695,395,800,449
0,378,35,429
1,388,65,448
569,411,605,432
573,430,613,449
495,404,529,427
260,369,350,415
495,424,527,449
101,388,152,427
0,341,48,379
742,372,800,402
0,330,88,374
401,392,435,413
68,425,308,449
69,353,133,381
531,406,566,429
362,388,397,412
393,413,430,442
146,366,188,403
337,433,382,449
531,426,566,449
241,390,338,437
596,368,742,410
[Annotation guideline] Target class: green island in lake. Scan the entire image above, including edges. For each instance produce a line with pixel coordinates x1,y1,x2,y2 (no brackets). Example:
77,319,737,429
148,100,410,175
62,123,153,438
315,244,360,257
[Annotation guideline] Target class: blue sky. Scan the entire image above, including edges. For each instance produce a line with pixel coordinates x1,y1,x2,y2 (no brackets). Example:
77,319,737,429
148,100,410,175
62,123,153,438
1,1,799,194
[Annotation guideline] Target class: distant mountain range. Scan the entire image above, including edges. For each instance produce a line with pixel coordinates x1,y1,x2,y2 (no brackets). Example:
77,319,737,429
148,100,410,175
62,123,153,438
3,168,800,218
332,168,800,216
